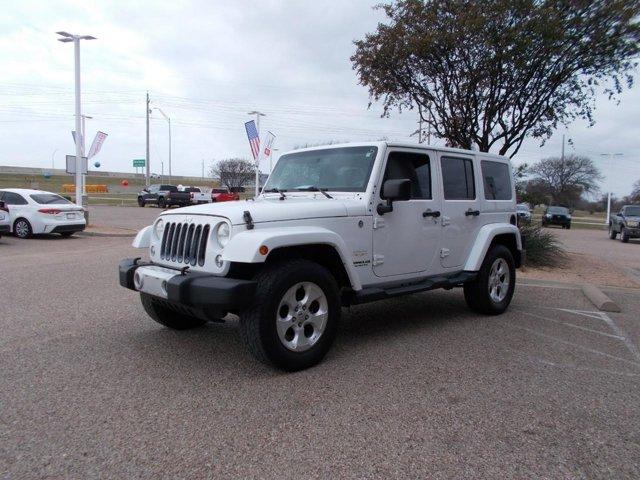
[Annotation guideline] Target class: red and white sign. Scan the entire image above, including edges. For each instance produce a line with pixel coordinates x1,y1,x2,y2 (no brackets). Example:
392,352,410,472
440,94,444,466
88,131,108,159
258,131,276,167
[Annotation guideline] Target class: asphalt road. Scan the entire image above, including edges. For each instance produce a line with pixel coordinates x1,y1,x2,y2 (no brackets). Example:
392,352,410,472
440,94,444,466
1,233,640,478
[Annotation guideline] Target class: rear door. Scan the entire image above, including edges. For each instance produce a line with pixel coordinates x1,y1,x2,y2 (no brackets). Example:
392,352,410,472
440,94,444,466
438,153,481,269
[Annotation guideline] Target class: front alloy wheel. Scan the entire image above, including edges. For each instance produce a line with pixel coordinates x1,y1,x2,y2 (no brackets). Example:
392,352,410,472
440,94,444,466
276,282,329,352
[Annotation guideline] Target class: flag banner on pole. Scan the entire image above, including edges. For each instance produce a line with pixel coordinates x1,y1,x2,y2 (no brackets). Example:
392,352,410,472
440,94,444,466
88,131,108,159
71,131,82,147
244,120,260,160
257,131,276,167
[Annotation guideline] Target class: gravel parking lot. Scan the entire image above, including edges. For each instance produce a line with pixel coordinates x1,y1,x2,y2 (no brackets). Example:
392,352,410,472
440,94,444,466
1,227,639,478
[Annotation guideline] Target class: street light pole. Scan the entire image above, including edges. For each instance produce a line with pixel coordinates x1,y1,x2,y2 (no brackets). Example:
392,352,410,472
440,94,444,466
600,153,623,225
81,114,92,195
51,149,58,170
248,110,266,196
57,31,95,206
153,107,172,184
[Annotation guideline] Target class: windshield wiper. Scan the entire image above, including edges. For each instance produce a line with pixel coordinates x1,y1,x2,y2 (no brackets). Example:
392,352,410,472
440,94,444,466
263,188,287,200
294,186,333,199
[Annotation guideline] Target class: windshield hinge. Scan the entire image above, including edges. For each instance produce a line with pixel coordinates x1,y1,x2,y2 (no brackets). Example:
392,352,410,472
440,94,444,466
243,211,254,230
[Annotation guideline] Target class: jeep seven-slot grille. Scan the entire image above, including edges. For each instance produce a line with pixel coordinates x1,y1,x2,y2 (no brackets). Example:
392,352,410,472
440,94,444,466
160,222,210,266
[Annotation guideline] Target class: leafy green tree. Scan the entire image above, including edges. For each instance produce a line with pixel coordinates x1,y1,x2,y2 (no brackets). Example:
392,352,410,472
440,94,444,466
352,0,640,157
631,179,640,202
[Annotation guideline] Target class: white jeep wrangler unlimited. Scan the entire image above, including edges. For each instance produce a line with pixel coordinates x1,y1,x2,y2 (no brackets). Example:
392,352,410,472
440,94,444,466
120,142,523,371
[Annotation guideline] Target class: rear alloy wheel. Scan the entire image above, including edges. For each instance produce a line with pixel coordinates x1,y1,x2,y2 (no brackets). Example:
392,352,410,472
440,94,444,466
620,227,630,243
138,197,145,207
464,245,515,315
239,259,340,371
14,218,32,239
609,225,617,239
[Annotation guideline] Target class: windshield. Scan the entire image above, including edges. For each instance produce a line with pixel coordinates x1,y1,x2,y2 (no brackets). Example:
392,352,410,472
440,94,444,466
30,194,71,205
264,146,378,193
516,205,529,211
624,206,640,216
548,206,569,214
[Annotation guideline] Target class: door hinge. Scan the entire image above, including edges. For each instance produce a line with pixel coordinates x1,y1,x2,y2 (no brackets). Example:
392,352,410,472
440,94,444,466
373,217,385,229
440,248,450,258
441,216,451,226
373,254,385,266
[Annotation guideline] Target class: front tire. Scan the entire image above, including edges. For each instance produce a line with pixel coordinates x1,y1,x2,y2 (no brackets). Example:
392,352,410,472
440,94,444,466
140,293,207,330
463,245,516,315
239,259,340,371
138,197,145,207
621,227,630,243
158,197,167,209
13,218,33,239
609,224,617,239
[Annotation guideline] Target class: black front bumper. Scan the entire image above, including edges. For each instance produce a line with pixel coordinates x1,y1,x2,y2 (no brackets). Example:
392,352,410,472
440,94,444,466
51,224,86,234
118,258,256,310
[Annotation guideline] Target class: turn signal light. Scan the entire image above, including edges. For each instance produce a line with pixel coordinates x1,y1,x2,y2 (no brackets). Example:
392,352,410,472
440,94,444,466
259,245,269,256
38,208,62,214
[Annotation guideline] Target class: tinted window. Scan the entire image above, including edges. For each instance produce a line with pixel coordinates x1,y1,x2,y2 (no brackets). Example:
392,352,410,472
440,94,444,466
30,194,71,205
161,185,178,192
548,206,569,214
185,187,201,193
147,185,159,193
264,146,378,192
441,157,475,200
481,160,512,200
2,192,28,205
383,152,431,199
623,206,640,216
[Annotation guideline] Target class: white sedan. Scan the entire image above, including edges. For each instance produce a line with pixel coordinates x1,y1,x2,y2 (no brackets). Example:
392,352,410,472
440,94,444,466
0,188,86,238
0,200,9,238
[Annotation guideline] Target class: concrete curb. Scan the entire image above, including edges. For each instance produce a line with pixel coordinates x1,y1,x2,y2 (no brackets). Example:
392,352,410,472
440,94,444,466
78,230,137,238
581,284,621,312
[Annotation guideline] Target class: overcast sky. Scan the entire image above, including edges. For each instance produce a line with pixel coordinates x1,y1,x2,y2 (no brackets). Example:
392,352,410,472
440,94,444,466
0,0,638,195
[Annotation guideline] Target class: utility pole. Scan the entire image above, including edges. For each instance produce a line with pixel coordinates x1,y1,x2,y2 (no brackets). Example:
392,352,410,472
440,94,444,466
201,159,205,180
146,92,150,186
51,149,58,170
600,153,623,225
56,31,95,206
153,107,171,184
248,110,266,196
81,114,92,194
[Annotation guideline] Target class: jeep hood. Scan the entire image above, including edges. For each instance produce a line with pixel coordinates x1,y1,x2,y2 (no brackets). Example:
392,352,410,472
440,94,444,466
161,197,352,225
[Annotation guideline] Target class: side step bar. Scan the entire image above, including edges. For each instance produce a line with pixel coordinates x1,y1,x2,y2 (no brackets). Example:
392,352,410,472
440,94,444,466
343,271,477,306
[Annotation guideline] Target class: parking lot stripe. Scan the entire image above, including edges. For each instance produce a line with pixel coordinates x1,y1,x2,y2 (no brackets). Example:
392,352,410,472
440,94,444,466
514,309,625,340
601,312,640,364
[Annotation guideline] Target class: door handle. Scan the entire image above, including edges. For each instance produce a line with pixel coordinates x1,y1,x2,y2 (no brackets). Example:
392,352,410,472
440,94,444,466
422,209,441,218
465,209,480,217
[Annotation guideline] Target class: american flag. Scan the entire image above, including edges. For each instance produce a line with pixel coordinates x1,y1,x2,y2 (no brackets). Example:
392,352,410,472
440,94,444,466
244,120,260,160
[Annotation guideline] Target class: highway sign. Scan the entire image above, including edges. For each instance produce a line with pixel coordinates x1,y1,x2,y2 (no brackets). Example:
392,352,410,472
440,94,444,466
133,159,145,168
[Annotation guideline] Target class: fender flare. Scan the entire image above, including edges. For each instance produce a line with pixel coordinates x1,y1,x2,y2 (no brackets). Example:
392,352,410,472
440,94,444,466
464,223,522,271
132,225,152,248
222,226,362,290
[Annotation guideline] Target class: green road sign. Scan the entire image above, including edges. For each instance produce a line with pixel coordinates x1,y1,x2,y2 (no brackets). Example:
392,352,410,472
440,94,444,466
133,159,145,168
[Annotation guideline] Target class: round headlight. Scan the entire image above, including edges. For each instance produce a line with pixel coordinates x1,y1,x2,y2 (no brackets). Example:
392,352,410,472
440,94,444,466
154,218,165,238
216,222,230,247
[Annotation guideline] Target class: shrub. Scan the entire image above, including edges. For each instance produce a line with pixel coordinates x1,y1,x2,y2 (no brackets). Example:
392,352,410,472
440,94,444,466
519,223,568,268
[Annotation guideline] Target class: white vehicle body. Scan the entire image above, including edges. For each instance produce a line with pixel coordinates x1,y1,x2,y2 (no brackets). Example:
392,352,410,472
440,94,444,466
121,142,523,370
0,201,10,237
0,188,86,237
187,188,210,204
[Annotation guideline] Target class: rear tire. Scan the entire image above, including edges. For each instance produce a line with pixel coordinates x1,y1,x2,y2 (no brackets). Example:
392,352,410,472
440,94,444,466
13,218,32,239
158,197,167,209
60,232,74,238
621,227,630,243
464,245,515,315
239,259,340,371
609,224,617,239
140,293,207,330
138,197,145,207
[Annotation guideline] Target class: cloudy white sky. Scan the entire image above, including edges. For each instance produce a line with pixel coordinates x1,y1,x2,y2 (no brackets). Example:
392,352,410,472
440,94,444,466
1,0,638,195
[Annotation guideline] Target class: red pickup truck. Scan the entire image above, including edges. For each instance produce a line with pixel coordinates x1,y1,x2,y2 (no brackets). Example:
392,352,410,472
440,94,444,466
211,188,240,202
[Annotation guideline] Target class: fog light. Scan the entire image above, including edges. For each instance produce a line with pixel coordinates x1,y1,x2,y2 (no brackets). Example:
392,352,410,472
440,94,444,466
133,270,144,290
215,254,224,267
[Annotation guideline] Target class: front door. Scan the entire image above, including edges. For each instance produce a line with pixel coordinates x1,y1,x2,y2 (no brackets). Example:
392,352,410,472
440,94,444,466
438,153,481,268
373,149,442,277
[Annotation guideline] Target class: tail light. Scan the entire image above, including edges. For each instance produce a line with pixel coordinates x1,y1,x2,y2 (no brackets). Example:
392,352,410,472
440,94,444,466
38,208,62,215
0,201,8,213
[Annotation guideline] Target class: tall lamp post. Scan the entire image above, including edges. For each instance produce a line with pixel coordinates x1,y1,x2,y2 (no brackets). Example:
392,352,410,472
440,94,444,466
81,114,92,195
56,31,96,206
248,110,266,196
153,107,171,184
600,153,623,225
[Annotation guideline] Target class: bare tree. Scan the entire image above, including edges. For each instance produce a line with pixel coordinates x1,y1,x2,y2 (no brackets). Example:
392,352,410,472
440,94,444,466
631,179,640,202
209,158,254,190
529,155,602,206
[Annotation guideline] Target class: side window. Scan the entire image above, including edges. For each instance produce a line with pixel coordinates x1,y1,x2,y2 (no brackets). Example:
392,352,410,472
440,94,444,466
481,160,512,200
149,185,159,193
382,152,431,199
441,156,475,200
3,192,28,205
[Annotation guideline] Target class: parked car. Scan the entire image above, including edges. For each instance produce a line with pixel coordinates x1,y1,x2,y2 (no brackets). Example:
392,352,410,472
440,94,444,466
137,184,178,208
609,204,640,243
516,204,531,225
0,188,86,238
541,206,571,229
120,142,523,371
188,187,210,205
211,188,240,202
0,201,10,238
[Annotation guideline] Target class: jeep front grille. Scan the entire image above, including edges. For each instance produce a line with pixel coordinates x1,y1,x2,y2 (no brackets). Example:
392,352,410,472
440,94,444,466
160,222,210,266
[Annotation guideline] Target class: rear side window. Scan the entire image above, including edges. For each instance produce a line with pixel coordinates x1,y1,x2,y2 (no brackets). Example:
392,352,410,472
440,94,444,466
2,192,28,205
162,185,178,192
441,157,475,200
30,194,71,205
481,161,512,200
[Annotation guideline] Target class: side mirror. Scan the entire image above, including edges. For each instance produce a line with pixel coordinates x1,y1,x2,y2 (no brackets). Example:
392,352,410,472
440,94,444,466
377,179,411,215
